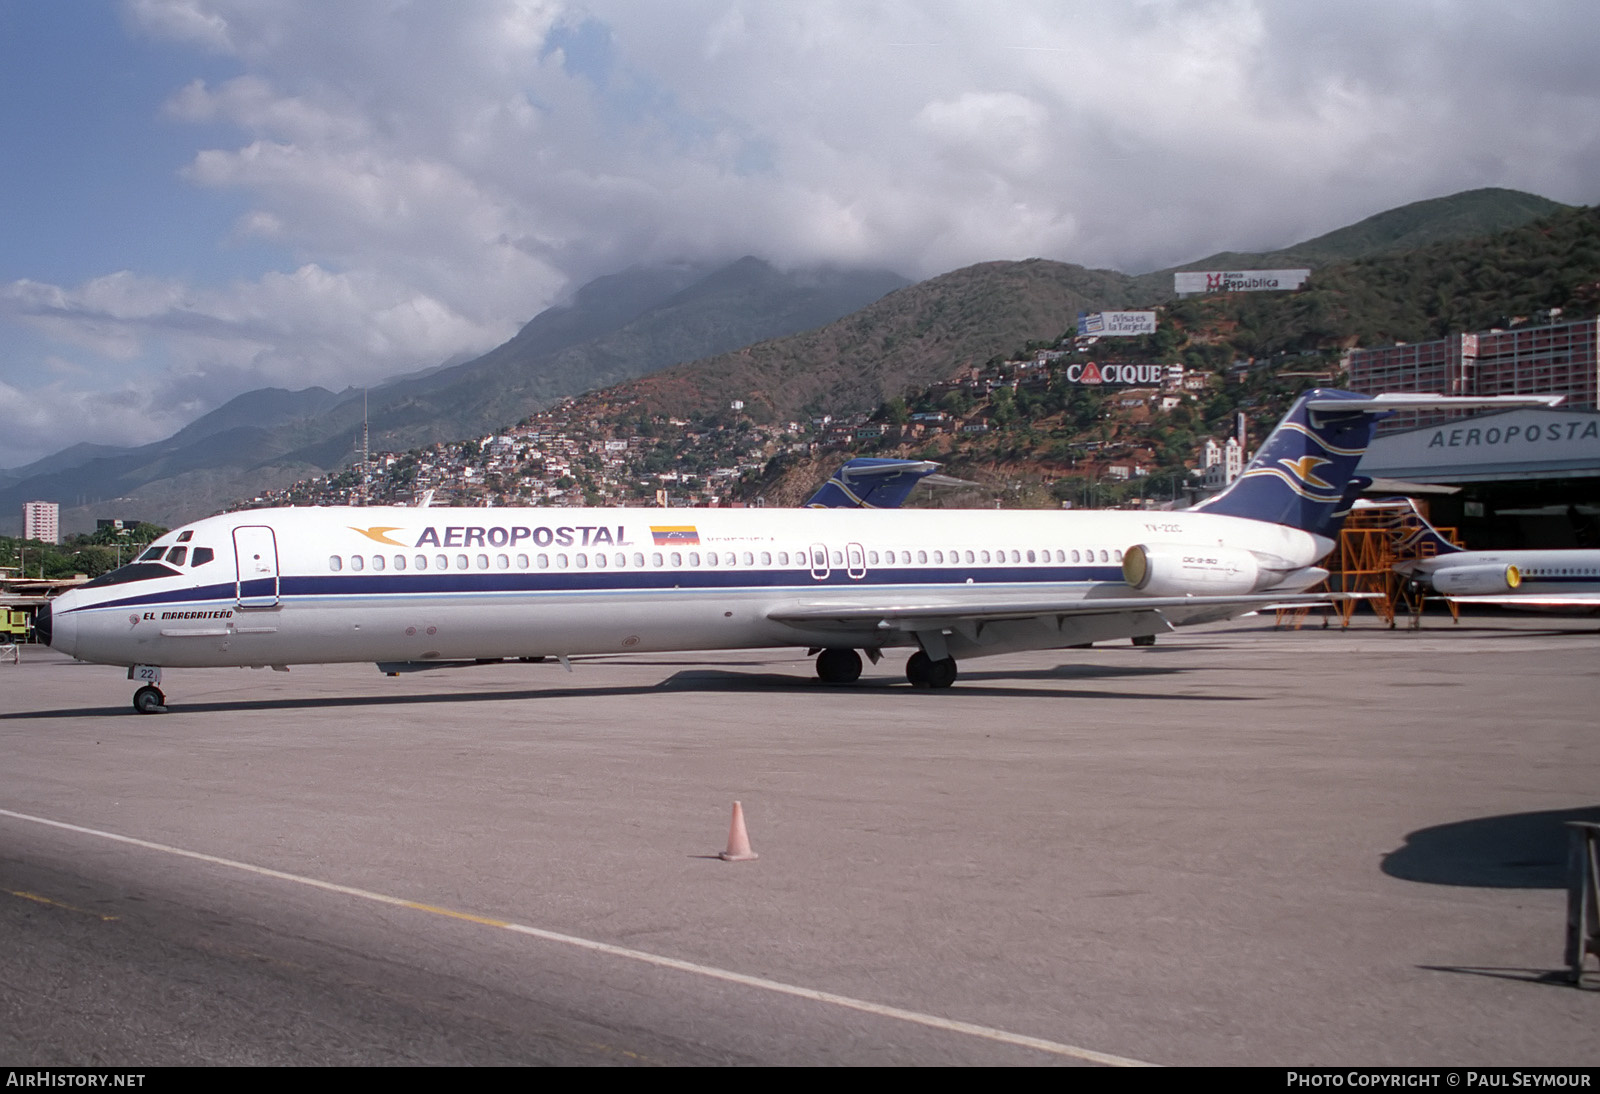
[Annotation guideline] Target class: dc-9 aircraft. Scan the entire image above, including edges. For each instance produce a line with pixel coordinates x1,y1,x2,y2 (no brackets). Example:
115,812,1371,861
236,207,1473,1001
38,389,1556,712
1370,497,1600,610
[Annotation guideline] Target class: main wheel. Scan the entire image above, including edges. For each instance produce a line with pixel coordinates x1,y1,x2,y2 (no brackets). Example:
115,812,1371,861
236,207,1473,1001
132,685,166,715
1131,634,1156,647
815,647,862,684
905,651,958,689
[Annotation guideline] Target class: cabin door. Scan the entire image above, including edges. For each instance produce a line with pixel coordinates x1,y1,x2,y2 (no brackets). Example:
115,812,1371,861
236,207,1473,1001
845,542,867,580
233,525,281,609
808,542,831,581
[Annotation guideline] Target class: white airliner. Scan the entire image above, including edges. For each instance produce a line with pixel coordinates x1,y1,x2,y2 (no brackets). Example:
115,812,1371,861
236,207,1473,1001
39,390,1557,712
1374,497,1600,610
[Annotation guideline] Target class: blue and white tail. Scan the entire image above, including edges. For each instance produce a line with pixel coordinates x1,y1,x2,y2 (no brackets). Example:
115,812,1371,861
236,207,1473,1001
1188,388,1380,536
1359,496,1464,557
805,458,943,509
1189,388,1560,537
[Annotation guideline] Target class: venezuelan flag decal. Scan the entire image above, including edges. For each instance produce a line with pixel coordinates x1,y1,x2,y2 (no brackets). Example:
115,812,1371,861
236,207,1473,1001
651,525,700,546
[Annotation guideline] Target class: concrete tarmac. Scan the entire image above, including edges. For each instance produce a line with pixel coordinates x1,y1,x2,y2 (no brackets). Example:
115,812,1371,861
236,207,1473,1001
1,614,1597,1066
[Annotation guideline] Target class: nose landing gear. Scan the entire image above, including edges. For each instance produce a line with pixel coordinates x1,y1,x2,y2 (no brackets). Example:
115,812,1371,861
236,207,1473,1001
132,685,167,714
128,665,167,714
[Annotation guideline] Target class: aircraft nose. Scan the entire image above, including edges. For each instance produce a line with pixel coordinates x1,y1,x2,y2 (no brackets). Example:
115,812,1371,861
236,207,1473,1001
35,599,52,647
38,596,75,655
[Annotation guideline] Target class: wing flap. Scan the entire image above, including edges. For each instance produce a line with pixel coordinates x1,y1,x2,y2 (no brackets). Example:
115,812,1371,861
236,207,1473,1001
767,591,1348,632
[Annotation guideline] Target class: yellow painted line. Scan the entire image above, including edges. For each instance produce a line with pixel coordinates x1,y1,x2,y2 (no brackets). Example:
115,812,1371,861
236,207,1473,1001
7,887,119,921
0,806,1155,1066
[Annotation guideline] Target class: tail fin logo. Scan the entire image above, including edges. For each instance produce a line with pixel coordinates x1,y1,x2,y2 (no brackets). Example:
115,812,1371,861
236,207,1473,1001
1277,455,1335,491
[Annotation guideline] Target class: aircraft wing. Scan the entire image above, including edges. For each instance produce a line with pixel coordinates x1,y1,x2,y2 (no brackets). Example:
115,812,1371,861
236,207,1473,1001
1439,594,1600,608
767,591,1346,631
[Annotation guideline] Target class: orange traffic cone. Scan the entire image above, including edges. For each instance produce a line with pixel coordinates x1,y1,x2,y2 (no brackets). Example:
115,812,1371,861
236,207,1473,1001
719,800,759,861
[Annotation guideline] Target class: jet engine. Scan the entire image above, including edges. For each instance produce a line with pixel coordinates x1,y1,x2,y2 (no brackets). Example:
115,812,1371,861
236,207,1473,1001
1122,543,1263,597
1427,563,1522,596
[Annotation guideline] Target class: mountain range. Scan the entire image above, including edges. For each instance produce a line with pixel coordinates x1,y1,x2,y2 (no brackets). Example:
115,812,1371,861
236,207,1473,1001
0,187,1573,535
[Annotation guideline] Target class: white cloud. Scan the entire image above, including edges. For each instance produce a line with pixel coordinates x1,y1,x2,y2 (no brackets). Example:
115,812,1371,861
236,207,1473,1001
4,0,1597,467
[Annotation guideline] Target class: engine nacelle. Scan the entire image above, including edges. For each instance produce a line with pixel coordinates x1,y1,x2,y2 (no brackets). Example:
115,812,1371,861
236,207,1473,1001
1122,543,1263,597
1427,563,1521,596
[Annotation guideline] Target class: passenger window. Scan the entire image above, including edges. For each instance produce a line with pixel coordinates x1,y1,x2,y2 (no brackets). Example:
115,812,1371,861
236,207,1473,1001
741,552,754,567
191,548,214,567
329,555,342,572
1027,550,1036,563
830,550,842,566
371,555,385,571
575,553,589,569
436,554,448,570
725,552,736,567
650,552,662,567
456,554,468,569
670,552,682,567
537,554,549,569
415,555,427,570
165,546,188,566
394,555,406,571
476,554,489,570
351,555,365,572
616,553,628,568
496,554,509,569
689,552,701,566
516,554,529,569
777,551,788,566
706,552,718,567
760,551,772,566
556,553,568,569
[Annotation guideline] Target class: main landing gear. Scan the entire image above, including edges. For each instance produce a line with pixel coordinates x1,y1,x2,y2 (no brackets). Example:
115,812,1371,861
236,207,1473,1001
815,647,863,684
905,650,958,689
814,647,959,688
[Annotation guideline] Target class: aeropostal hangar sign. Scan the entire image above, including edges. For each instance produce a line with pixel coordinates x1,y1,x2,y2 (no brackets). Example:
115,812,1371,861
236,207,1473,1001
1360,408,1600,482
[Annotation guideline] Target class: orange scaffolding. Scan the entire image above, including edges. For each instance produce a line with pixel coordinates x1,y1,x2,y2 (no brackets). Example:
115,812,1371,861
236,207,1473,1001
1276,500,1465,628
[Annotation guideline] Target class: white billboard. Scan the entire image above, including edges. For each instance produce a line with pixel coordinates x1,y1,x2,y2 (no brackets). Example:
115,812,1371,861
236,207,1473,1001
1174,269,1311,294
1062,363,1166,385
1077,310,1157,336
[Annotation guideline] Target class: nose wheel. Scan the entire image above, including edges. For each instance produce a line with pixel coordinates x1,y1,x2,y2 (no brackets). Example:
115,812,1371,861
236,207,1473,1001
132,685,167,714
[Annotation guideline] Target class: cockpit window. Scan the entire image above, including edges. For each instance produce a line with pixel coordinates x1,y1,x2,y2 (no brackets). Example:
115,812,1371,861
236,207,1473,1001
191,547,214,567
176,531,194,543
82,563,180,589
137,547,165,562
165,546,188,566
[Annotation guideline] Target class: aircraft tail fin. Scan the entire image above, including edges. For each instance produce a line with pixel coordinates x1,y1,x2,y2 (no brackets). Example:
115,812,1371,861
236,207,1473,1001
1353,496,1465,557
1189,390,1561,537
1188,389,1380,535
805,458,944,509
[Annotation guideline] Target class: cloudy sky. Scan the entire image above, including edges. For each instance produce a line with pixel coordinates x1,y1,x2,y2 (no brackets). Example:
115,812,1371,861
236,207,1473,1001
2,0,1597,467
